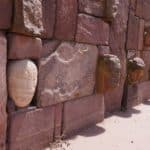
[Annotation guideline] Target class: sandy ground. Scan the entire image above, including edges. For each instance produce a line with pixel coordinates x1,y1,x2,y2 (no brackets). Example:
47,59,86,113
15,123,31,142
48,100,150,150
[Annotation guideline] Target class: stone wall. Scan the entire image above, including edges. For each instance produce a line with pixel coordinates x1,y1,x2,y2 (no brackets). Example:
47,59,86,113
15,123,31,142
0,0,150,149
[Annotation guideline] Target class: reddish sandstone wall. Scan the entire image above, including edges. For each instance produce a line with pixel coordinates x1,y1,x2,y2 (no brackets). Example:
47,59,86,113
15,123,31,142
0,0,150,149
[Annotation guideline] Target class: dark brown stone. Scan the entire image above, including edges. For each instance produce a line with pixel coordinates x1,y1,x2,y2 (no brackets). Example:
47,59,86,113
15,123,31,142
79,0,105,17
62,95,104,137
41,40,60,58
96,54,121,94
0,32,7,150
11,0,44,37
0,0,12,29
55,0,77,40
8,107,55,150
37,42,98,107
8,34,42,59
76,14,109,45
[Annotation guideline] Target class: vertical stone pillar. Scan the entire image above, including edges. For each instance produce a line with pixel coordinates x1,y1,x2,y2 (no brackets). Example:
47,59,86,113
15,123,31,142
0,32,7,150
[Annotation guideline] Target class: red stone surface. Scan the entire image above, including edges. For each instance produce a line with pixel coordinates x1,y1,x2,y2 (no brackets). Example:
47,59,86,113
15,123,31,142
8,107,55,150
37,42,98,107
144,32,150,47
41,40,60,58
55,0,77,40
76,14,109,45
0,32,7,150
42,0,56,38
127,11,140,50
8,34,42,59
11,0,44,37
79,0,105,17
62,95,104,137
0,0,12,29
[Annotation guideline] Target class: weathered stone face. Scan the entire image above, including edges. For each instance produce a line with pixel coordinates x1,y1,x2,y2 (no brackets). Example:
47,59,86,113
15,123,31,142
12,0,44,36
79,0,105,17
0,32,7,150
128,57,145,84
105,0,119,21
8,34,42,59
37,42,98,107
76,14,109,45
96,54,121,94
8,60,38,108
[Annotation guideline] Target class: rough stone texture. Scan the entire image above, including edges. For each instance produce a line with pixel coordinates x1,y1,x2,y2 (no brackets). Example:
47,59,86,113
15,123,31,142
42,0,56,38
62,95,104,137
141,51,150,81
12,0,44,37
8,34,42,59
96,54,121,94
127,50,140,59
8,107,54,150
8,60,38,108
76,14,109,45
128,57,145,84
55,0,77,40
106,0,129,113
138,19,144,50
41,40,60,58
105,0,120,22
98,46,111,56
136,0,150,20
130,0,136,10
79,0,105,17
0,0,12,29
37,42,98,107
138,81,150,101
127,11,140,50
0,32,7,150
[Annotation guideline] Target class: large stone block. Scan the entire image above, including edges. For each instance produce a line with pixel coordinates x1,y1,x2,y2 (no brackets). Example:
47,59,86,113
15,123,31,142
127,11,140,50
76,14,109,45
11,0,44,36
138,81,150,101
8,34,42,59
8,107,55,150
37,42,98,107
41,40,60,58
0,32,7,150
79,0,105,17
54,0,77,40
42,0,56,38
0,0,12,29
62,95,104,137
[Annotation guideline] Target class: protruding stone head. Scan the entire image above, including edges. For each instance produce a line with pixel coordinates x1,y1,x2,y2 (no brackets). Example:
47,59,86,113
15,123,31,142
128,57,145,84
8,59,38,108
96,54,121,94
105,0,119,22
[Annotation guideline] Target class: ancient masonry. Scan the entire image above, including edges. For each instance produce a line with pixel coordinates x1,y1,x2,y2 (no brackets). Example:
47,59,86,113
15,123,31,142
0,0,150,149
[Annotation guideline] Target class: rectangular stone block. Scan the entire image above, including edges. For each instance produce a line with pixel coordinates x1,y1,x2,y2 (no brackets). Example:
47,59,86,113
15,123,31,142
8,34,42,59
37,42,98,107
0,32,7,150
0,0,12,29
79,0,105,17
8,107,55,150
127,11,140,50
54,0,77,40
76,14,109,45
62,95,104,137
138,81,150,101
12,0,44,37
138,19,144,50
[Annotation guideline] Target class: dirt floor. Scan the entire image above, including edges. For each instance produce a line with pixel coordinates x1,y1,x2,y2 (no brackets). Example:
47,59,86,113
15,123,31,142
47,100,150,150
